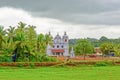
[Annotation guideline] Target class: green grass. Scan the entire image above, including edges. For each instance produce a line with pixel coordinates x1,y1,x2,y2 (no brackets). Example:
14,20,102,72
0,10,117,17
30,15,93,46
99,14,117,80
0,66,120,80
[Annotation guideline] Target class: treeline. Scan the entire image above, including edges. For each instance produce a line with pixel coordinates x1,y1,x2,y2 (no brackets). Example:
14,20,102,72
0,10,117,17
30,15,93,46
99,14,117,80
69,36,120,47
0,22,55,62
69,36,120,56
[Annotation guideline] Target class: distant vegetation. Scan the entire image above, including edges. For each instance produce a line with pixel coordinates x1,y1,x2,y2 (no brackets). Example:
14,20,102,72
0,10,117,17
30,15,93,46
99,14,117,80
69,36,120,56
69,36,120,47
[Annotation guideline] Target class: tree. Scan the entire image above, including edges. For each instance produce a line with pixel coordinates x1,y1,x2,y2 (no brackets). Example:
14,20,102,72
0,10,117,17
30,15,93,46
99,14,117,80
113,44,120,56
0,26,6,50
0,22,57,62
25,25,37,56
14,33,28,61
6,26,16,54
37,34,46,54
15,22,26,36
75,39,94,60
44,33,53,45
99,36,108,42
100,42,114,56
14,23,37,61
87,38,100,47
17,22,26,31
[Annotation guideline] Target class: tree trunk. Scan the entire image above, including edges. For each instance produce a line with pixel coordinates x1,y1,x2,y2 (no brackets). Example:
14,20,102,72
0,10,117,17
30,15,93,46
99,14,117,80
83,54,86,60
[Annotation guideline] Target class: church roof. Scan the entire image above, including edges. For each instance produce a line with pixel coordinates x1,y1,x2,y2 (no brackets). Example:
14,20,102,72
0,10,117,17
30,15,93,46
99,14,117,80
62,32,68,39
54,33,61,39
51,49,64,53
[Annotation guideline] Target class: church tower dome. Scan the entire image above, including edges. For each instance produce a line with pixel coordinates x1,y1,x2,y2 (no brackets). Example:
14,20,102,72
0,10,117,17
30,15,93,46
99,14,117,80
62,32,69,43
54,33,61,43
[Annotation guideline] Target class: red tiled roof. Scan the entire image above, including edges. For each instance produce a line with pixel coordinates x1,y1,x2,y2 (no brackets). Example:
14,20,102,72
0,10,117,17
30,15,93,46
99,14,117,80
94,48,102,53
52,49,64,53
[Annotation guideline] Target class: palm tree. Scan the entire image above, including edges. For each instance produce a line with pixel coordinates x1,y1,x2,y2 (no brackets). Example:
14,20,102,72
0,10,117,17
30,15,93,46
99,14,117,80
37,34,45,53
44,33,52,45
14,33,28,61
0,26,6,49
7,26,15,40
17,22,26,30
15,22,26,35
25,25,37,50
6,26,16,52
25,25,37,61
14,23,37,61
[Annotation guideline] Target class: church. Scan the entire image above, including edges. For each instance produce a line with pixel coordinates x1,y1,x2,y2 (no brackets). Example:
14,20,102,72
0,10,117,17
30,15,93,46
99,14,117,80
46,32,75,58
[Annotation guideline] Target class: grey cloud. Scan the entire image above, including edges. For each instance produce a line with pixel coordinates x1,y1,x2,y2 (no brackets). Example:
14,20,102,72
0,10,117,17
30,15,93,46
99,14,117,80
0,0,120,25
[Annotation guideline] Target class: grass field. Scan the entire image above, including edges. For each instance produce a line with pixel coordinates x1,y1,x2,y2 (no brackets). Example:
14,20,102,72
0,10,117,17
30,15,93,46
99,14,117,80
0,66,120,80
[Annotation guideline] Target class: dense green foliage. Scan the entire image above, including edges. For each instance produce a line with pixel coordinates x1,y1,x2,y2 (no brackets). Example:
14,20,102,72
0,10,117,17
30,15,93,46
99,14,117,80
0,22,53,62
69,36,120,47
0,66,120,80
69,36,120,56
100,42,114,55
75,39,94,55
74,39,94,59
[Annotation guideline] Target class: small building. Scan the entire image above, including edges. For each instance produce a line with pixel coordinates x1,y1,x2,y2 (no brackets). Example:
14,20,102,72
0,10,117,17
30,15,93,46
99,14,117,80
94,47,102,56
70,47,75,58
46,32,75,58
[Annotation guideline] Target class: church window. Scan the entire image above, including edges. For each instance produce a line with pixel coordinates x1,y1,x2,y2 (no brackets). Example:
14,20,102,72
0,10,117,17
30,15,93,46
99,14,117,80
57,45,59,48
65,39,67,42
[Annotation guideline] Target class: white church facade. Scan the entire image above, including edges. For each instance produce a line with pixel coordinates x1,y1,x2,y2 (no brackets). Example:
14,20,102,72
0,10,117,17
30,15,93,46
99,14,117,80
46,32,75,58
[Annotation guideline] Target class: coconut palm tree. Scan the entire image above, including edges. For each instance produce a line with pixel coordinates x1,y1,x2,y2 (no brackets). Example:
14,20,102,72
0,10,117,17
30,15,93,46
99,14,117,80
14,23,37,61
6,26,16,53
15,22,26,35
25,25,37,50
0,26,6,49
14,33,28,61
44,33,52,45
37,34,45,54
17,22,26,31
24,25,37,61
7,26,15,41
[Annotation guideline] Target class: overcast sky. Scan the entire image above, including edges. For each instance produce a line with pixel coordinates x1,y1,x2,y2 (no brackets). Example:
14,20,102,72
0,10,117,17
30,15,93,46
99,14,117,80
0,0,120,39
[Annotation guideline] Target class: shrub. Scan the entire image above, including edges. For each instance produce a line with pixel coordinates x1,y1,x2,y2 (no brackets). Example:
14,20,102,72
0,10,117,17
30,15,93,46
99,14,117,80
1,55,12,62
38,54,57,62
18,63,23,67
47,57,57,62
29,63,35,68
95,60,113,66
95,62,107,66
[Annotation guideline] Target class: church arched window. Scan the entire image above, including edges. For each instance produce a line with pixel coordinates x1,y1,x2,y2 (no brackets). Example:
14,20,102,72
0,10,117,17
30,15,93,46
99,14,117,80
65,39,67,42
57,45,59,48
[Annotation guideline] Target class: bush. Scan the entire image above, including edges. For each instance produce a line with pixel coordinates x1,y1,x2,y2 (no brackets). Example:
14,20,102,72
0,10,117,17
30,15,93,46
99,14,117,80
0,55,12,62
29,63,35,68
46,57,57,62
95,60,113,66
18,63,23,67
95,62,107,66
28,55,37,62
38,54,57,62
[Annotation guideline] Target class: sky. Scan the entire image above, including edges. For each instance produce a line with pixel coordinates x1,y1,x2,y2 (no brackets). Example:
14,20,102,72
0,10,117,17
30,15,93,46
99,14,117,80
0,0,120,39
